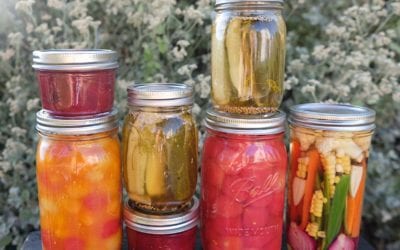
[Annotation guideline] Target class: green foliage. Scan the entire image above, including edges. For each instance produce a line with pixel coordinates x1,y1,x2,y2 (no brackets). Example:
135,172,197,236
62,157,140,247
0,0,399,248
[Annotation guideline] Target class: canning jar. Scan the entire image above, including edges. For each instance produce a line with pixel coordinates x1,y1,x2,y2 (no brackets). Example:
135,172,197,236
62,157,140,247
122,83,198,214
124,197,199,250
211,0,286,114
201,110,287,250
287,104,375,250
32,49,118,116
36,110,122,250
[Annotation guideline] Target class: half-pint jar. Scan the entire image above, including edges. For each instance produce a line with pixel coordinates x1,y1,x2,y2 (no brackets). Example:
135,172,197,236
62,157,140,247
32,49,118,116
36,109,122,249
122,83,198,214
287,103,375,250
212,0,286,114
201,109,287,249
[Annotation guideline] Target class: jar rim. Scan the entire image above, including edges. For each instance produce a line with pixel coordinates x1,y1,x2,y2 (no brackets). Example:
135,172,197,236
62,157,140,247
36,109,119,135
123,197,199,235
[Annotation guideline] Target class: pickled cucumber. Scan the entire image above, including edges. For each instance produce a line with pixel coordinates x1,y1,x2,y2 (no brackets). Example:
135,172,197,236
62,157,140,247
145,129,166,197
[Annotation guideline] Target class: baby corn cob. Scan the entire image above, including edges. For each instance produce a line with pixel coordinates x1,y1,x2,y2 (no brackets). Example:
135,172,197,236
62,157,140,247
321,154,336,198
310,190,327,218
296,156,309,179
336,155,351,175
306,222,326,239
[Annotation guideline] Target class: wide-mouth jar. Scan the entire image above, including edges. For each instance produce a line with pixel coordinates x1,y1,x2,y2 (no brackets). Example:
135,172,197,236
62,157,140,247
124,197,199,250
122,83,198,214
201,110,287,249
286,103,375,250
35,109,122,249
32,49,118,116
211,0,286,114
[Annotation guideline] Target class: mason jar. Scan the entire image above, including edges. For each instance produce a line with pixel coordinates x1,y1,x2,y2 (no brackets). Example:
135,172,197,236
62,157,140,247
32,49,118,116
122,83,198,214
35,109,122,250
124,197,199,250
211,0,286,114
201,109,287,250
287,103,375,250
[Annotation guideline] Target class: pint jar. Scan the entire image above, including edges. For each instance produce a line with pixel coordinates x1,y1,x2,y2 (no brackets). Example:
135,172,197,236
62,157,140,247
287,104,375,250
122,83,198,214
211,0,286,114
36,110,122,250
124,197,199,250
201,110,287,250
32,49,118,116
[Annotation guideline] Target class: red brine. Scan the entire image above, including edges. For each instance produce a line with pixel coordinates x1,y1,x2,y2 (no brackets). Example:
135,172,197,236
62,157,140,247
201,130,287,250
36,70,115,116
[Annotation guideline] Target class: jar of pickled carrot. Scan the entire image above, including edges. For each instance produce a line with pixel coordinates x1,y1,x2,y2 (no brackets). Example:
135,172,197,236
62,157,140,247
32,49,118,116
36,109,122,250
287,103,375,250
201,109,287,250
122,83,198,214
124,197,199,250
211,0,286,114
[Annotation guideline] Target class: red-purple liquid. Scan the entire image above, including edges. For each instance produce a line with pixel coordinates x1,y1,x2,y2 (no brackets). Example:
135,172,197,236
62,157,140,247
126,227,197,250
36,69,115,116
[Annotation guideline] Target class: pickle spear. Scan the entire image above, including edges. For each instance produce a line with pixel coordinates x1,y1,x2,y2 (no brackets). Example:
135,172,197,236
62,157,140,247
145,129,166,197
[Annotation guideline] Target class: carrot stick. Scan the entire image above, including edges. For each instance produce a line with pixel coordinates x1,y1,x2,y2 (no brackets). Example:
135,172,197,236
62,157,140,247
345,159,367,237
300,149,321,230
289,140,302,223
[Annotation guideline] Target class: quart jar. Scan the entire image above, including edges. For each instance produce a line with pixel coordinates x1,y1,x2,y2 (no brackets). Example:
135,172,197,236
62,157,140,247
124,197,199,250
35,109,122,250
201,109,287,250
32,49,118,116
122,83,198,214
211,0,286,114
287,104,375,250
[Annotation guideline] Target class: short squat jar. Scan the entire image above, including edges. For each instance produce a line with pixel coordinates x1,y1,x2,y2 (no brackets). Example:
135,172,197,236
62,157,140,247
122,83,198,214
287,104,375,250
201,110,287,250
32,49,118,116
36,110,122,250
124,197,199,250
211,0,286,114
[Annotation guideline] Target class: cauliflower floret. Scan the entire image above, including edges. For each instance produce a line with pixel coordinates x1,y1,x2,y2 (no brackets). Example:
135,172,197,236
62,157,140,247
315,137,336,155
316,137,363,162
296,130,316,151
353,135,372,152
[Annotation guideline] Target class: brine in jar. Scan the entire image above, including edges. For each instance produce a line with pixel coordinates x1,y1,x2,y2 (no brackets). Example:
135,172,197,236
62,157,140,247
122,83,198,214
212,0,286,114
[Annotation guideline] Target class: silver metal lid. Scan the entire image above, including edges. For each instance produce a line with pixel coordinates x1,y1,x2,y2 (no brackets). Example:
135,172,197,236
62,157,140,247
205,109,286,135
32,49,118,71
123,197,199,235
289,103,376,132
127,83,193,107
216,0,284,6
36,109,119,135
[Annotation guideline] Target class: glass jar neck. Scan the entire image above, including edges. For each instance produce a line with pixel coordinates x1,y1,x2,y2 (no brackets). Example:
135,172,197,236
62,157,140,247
216,1,283,12
129,105,192,114
207,128,284,140
38,128,118,141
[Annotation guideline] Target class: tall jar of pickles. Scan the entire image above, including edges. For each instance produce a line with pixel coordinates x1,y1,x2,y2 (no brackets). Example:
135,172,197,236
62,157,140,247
36,109,122,250
122,83,198,214
212,0,286,114
287,104,375,250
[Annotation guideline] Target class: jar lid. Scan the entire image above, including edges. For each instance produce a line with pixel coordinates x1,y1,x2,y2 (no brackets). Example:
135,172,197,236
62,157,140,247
205,109,286,135
32,49,118,71
36,109,119,135
289,103,376,132
123,197,199,235
216,0,284,6
127,83,193,107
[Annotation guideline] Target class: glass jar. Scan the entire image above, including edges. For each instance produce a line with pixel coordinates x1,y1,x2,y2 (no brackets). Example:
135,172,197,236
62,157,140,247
122,83,198,214
287,104,375,250
32,49,118,116
201,110,287,250
211,0,286,114
36,110,122,250
124,197,199,250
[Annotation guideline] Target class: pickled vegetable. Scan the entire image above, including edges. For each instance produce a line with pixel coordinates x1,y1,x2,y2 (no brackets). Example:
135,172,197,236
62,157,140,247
287,127,373,250
122,109,198,213
211,15,286,114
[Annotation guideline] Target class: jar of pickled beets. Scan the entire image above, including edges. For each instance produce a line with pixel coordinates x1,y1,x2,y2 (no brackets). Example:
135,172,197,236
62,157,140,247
124,197,199,250
36,109,122,250
32,49,118,116
287,103,375,250
201,109,287,250
122,83,198,214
